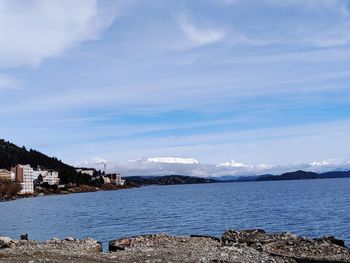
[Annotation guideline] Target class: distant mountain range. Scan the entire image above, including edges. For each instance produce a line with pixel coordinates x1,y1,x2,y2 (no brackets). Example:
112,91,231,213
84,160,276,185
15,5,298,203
1,139,350,186
123,170,350,186
213,170,350,182
122,169,350,186
125,175,217,186
256,170,350,181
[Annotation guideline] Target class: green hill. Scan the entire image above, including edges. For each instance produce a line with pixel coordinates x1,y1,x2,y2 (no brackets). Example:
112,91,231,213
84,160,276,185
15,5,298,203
125,175,218,186
0,139,91,184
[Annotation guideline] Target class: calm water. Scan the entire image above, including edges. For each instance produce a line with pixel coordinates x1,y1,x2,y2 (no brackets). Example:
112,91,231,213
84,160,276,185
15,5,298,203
0,178,349,249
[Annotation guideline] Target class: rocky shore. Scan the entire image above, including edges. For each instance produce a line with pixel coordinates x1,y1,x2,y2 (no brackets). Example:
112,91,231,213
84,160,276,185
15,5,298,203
1,229,349,262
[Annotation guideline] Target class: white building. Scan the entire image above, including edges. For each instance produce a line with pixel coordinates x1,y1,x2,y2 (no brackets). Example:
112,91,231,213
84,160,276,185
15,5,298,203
10,170,15,181
33,169,48,180
43,170,59,185
76,168,94,176
33,168,59,185
13,164,34,194
116,176,125,186
107,174,125,186
0,169,15,181
102,176,111,184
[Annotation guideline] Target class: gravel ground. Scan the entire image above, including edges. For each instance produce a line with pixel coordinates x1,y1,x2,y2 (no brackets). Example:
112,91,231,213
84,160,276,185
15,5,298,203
0,230,349,262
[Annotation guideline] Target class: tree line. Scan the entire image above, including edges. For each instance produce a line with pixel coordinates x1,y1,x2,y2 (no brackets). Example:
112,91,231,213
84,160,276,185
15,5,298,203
0,139,96,185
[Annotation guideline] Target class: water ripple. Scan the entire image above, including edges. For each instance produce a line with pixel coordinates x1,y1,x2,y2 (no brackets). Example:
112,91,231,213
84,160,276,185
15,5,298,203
0,178,349,249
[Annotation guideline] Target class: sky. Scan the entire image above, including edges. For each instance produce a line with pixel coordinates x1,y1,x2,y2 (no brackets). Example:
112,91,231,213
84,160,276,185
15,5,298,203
1,0,350,176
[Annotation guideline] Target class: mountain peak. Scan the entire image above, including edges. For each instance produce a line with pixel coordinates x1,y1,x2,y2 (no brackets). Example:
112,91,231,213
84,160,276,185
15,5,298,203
217,160,249,168
129,157,199,165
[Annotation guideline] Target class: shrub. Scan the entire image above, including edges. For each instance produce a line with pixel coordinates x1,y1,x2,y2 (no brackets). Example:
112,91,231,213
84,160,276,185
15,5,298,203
79,184,97,192
101,183,117,190
0,180,21,197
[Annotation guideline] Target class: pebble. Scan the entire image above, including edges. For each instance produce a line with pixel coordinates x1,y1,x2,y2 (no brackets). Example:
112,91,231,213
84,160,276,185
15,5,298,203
0,230,349,262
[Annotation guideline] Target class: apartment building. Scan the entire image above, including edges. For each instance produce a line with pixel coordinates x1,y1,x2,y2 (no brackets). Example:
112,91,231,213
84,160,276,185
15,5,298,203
43,170,59,185
76,168,94,176
0,169,15,181
13,164,34,194
33,168,60,185
107,173,125,186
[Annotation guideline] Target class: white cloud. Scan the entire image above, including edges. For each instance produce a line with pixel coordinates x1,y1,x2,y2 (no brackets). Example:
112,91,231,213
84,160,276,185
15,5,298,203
264,0,348,13
215,0,350,48
307,159,350,172
75,156,107,168
0,0,117,68
91,158,350,177
178,15,225,47
261,0,350,47
129,157,199,165
309,23,350,47
92,156,108,164
310,160,331,166
0,75,18,90
217,160,249,168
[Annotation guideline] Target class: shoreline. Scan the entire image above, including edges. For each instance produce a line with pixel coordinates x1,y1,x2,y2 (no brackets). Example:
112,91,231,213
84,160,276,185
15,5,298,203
1,229,349,262
0,184,138,203
2,176,350,203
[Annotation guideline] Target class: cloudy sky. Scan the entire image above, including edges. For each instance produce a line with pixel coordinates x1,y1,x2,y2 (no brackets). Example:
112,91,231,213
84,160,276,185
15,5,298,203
1,0,350,176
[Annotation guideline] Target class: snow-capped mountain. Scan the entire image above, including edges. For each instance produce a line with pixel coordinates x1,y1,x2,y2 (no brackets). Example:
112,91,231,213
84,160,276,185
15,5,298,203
76,157,350,178
76,156,107,167
129,157,199,165
147,157,199,164
217,160,250,168
92,157,107,164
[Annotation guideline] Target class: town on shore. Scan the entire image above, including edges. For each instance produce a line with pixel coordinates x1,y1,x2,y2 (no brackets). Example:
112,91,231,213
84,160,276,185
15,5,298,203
0,140,220,201
0,164,127,200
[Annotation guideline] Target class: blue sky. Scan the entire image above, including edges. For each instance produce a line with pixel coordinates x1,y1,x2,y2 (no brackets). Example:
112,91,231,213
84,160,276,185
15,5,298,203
1,0,350,175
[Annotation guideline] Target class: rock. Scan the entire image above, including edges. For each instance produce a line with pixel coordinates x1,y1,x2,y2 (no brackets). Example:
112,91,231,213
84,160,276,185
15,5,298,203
49,237,61,244
82,238,103,253
64,237,75,241
315,236,346,247
0,231,349,262
0,237,16,249
109,238,132,252
20,233,28,241
190,235,221,242
284,232,298,240
221,229,350,262
222,229,272,246
19,240,28,245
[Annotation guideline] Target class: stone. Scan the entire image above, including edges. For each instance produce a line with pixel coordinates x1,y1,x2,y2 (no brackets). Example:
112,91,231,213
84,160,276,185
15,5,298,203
222,229,273,246
0,231,350,262
315,236,346,247
109,239,131,252
0,237,16,249
20,233,28,241
190,235,221,242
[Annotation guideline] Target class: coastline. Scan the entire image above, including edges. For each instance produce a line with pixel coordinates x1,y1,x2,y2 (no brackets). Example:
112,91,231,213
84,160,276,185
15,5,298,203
1,229,349,262
0,184,137,203
2,176,350,203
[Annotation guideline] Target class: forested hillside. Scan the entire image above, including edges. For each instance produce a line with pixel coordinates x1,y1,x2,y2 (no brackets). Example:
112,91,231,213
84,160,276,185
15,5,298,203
0,139,90,184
